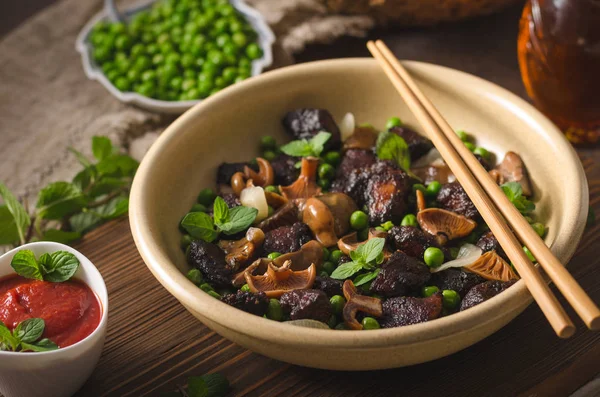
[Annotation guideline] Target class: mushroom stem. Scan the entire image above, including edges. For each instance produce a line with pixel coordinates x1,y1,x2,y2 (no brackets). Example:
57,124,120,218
280,157,321,200
244,157,274,187
342,280,383,330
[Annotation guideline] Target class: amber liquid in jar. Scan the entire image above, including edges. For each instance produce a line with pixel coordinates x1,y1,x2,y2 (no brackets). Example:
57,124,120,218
518,0,600,145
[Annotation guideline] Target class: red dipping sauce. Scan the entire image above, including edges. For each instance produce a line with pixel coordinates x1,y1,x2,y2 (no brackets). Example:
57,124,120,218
0,275,101,348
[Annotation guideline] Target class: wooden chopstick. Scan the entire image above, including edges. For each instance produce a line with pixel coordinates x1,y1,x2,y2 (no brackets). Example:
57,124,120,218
367,40,577,338
372,40,600,331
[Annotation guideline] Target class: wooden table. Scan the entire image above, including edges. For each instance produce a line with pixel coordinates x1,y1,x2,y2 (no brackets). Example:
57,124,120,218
4,2,600,396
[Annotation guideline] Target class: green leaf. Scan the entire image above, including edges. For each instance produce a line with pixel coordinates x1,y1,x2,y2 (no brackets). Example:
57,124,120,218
40,251,80,282
68,147,92,168
217,206,257,235
13,318,44,343
280,140,313,157
96,154,139,178
21,338,59,352
308,132,331,157
376,131,411,171
181,212,219,242
355,237,386,264
72,167,96,191
0,205,21,245
41,229,82,244
10,249,42,280
0,182,30,244
0,321,19,351
501,182,535,215
92,136,113,161
212,197,230,225
330,261,364,280
353,269,380,286
187,377,208,397
69,211,103,233
87,177,127,198
36,182,86,220
201,373,230,397
91,196,129,220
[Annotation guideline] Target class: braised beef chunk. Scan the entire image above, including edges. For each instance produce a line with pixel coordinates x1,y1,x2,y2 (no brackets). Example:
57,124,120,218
216,162,257,185
388,226,449,260
313,276,344,297
335,149,377,179
221,291,269,316
365,161,411,224
187,240,232,288
220,193,241,208
371,251,431,297
389,126,434,161
271,154,300,186
460,280,517,311
476,231,508,261
282,108,341,150
331,167,369,207
437,181,479,219
263,222,313,254
280,289,332,323
430,269,485,298
380,293,443,328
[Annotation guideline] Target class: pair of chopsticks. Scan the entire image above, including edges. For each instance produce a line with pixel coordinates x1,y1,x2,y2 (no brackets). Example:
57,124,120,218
367,40,600,338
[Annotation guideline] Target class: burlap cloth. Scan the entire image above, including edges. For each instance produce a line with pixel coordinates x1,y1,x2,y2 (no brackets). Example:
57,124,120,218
0,0,374,201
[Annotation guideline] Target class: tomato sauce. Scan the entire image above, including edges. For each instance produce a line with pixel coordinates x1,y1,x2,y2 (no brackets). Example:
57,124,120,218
0,275,101,348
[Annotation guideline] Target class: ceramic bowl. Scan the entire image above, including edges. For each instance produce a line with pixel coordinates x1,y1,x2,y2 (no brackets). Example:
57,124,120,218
75,0,275,114
129,59,588,370
0,242,108,397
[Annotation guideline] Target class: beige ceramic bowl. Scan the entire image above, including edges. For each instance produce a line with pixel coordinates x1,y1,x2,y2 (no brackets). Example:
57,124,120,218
129,59,588,370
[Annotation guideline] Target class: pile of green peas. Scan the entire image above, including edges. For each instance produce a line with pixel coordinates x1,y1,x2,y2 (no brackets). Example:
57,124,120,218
88,0,263,101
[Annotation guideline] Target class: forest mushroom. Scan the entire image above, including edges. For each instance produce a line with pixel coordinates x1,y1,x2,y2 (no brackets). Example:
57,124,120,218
490,151,532,196
465,250,519,281
245,260,317,298
218,227,265,271
343,125,378,151
302,197,338,247
244,157,274,187
316,192,358,237
342,280,383,330
416,190,476,245
257,200,302,232
337,229,390,257
264,190,288,209
231,172,246,196
280,157,321,200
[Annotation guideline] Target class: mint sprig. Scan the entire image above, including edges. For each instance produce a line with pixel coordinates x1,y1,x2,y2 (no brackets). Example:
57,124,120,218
0,318,59,352
376,131,411,171
330,237,386,281
161,373,230,397
10,249,80,283
280,131,331,158
501,182,535,215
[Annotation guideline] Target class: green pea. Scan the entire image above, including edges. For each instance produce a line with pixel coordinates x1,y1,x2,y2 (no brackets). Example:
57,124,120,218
141,70,156,82
317,179,331,190
130,43,145,57
105,70,120,83
209,88,221,96
266,299,283,321
523,246,536,262
126,69,141,83
170,76,183,91
464,142,476,152
422,285,439,297
215,34,230,48
267,205,274,217
240,284,251,292
222,66,237,83
330,295,346,316
93,47,111,63
380,221,394,231
197,188,216,206
523,216,534,224
350,210,369,230
197,81,213,98
114,76,131,91
357,228,369,241
200,283,214,293
426,181,442,196
110,22,126,35
208,291,221,299
186,268,203,285
319,271,329,278
152,53,165,65
182,78,197,91
456,130,470,142
259,136,277,150
322,247,330,260
473,147,490,159
262,150,277,162
233,76,245,84
267,252,282,260
442,289,460,309
322,261,336,276
330,250,343,264
385,116,402,130
190,203,207,213
115,35,132,50
531,222,546,237
323,151,341,166
245,43,262,60
412,183,426,194
424,247,444,268
318,163,335,180
232,32,247,48
180,234,194,251
328,315,338,329
400,214,418,227
361,317,380,330
335,323,349,330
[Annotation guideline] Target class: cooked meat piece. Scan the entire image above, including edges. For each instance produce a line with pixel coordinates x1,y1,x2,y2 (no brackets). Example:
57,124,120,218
216,162,257,185
282,108,341,150
371,251,431,297
429,268,486,298
412,164,455,184
380,293,443,328
365,161,411,224
476,231,508,261
221,291,269,316
437,181,479,219
338,255,352,264
220,193,240,208
262,222,313,254
388,226,450,260
389,126,433,161
335,149,377,179
271,153,300,186
313,276,344,297
331,167,369,207
187,240,232,288
460,280,517,311
280,289,332,323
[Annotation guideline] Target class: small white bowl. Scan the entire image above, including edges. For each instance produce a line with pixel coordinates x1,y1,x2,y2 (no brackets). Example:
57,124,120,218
75,0,275,114
0,242,108,397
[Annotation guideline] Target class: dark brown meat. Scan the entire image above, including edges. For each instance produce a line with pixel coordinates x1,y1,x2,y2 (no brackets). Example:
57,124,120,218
220,193,240,208
262,222,313,254
271,154,300,186
216,162,257,185
412,164,454,184
460,280,517,311
388,226,450,260
331,167,369,207
221,291,269,316
313,276,344,297
187,240,232,288
280,289,332,323
389,126,433,161
380,293,443,328
282,108,341,150
437,181,479,219
476,231,508,261
370,251,431,297
429,269,486,298
365,161,411,224
336,149,377,179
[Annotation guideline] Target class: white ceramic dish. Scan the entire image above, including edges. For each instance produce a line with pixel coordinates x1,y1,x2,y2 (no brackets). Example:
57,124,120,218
0,242,108,397
75,0,275,114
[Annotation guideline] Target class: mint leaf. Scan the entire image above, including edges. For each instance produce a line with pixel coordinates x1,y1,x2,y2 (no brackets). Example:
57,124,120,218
36,182,86,220
501,182,535,215
212,197,230,225
0,182,30,244
92,136,113,161
41,251,80,282
69,210,103,233
201,373,230,397
188,377,208,397
181,212,219,242
42,229,82,244
218,206,257,235
308,132,331,157
0,205,21,245
91,196,129,219
96,154,139,178
376,131,411,171
330,261,364,280
11,249,42,280
68,147,92,168
0,321,19,351
72,167,96,191
22,338,58,352
280,140,313,157
355,237,386,264
13,318,45,343
87,177,127,198
353,269,380,286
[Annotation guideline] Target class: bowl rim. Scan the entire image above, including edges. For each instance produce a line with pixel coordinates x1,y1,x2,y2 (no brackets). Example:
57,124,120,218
0,242,109,358
75,0,275,113
129,58,588,349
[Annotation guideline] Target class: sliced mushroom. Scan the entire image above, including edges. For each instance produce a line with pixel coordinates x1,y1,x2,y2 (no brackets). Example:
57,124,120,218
245,260,317,298
343,125,378,151
465,250,519,281
316,192,358,237
302,197,338,247
280,157,321,200
244,157,274,187
218,227,265,271
265,191,288,209
492,151,532,196
416,190,476,245
337,229,390,257
342,280,383,330
231,172,247,196
257,200,302,232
